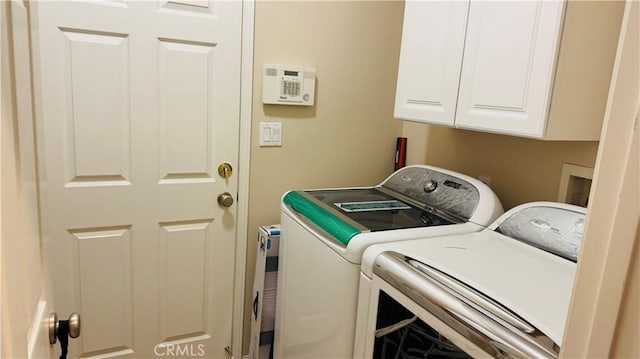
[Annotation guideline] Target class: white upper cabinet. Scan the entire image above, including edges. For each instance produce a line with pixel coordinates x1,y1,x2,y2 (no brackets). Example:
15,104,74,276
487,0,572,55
455,1,563,137
394,1,468,126
395,1,624,140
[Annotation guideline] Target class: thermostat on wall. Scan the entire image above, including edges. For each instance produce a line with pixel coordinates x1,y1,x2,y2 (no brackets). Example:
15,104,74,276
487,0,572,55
262,64,315,106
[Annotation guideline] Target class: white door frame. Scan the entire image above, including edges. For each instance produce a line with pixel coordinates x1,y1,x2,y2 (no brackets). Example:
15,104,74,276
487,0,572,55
233,0,254,357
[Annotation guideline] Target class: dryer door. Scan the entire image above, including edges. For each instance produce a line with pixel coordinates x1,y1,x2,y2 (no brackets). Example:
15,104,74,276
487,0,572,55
363,252,560,359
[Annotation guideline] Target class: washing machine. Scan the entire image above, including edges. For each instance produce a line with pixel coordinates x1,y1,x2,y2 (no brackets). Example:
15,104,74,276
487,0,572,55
273,165,504,358
354,202,586,358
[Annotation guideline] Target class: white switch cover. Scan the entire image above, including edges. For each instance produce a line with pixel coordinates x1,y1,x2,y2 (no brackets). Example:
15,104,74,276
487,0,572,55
260,122,282,146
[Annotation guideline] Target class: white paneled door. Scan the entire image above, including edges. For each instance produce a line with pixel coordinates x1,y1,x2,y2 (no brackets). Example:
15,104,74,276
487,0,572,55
32,1,242,358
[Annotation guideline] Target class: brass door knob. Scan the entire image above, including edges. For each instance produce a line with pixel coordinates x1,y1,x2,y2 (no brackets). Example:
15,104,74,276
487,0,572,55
218,163,233,179
218,192,234,207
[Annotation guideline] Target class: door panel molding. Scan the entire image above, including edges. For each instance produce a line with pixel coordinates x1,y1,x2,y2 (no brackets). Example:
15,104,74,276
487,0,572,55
70,226,134,357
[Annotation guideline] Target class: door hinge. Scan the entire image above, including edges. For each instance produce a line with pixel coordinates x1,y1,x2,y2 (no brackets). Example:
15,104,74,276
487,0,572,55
224,346,234,359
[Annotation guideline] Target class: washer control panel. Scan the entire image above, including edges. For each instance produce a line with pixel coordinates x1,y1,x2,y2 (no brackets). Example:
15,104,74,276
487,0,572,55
382,166,480,221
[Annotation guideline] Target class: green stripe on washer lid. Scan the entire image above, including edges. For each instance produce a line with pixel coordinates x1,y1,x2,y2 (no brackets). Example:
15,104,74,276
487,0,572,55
283,191,362,245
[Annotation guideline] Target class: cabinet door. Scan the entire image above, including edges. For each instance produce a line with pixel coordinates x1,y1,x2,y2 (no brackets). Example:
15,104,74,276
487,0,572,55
455,1,564,137
394,1,468,126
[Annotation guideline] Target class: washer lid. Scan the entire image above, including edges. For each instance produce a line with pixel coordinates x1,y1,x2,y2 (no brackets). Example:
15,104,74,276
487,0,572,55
284,189,455,245
371,230,576,346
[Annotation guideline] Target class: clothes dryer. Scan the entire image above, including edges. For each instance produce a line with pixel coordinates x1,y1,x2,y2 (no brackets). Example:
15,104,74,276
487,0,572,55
355,202,586,358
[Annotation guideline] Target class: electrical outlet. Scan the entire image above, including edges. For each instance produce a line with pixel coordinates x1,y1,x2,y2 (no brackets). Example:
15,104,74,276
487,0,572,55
478,175,491,186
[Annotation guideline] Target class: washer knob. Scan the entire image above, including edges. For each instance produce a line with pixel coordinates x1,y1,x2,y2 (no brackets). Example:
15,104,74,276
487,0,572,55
424,180,438,193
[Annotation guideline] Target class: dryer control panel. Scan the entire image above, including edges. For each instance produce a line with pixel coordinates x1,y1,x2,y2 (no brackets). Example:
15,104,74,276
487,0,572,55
497,204,586,262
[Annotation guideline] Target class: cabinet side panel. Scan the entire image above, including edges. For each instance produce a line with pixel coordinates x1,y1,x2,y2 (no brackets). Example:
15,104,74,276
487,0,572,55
546,1,625,140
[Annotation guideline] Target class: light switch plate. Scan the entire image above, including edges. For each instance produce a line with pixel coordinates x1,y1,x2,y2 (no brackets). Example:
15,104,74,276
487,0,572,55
259,122,282,146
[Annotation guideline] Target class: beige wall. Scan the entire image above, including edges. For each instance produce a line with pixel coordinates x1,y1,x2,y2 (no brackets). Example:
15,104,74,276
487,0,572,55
402,123,599,209
611,234,640,358
243,1,404,351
